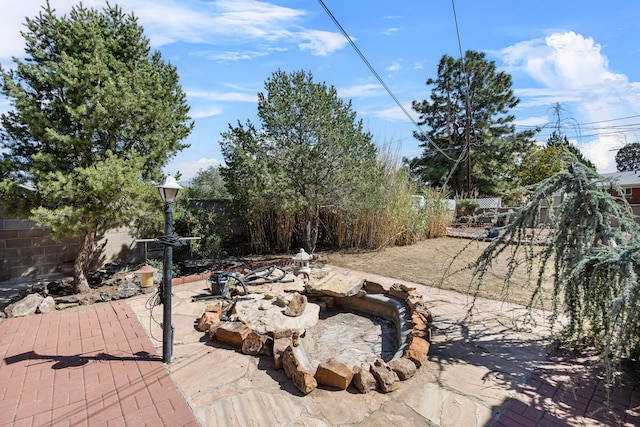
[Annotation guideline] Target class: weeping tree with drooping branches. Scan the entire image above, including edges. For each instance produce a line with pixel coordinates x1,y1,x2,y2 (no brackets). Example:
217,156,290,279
471,160,640,376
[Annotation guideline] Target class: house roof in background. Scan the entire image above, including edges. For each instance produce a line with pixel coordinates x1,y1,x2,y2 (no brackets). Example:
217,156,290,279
600,171,640,187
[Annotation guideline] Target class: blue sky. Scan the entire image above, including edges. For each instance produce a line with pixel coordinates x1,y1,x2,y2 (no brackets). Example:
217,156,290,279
2,0,640,181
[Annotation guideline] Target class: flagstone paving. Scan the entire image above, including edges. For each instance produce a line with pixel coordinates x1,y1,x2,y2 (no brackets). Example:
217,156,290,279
128,265,639,426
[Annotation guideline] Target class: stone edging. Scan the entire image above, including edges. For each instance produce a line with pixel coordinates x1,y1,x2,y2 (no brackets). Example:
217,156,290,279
196,276,433,395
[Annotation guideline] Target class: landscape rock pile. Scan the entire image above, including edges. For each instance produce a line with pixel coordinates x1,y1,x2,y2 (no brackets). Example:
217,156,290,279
2,267,151,318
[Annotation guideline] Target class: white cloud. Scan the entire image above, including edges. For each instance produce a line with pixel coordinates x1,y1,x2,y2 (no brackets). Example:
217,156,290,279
1,0,345,63
187,90,257,103
191,47,286,62
374,103,419,123
191,50,270,62
338,84,382,98
580,138,621,172
514,115,548,127
186,90,256,119
190,106,224,119
501,32,625,89
134,0,306,46
0,1,83,61
135,0,348,56
380,28,398,36
386,61,402,73
498,31,640,172
297,30,349,56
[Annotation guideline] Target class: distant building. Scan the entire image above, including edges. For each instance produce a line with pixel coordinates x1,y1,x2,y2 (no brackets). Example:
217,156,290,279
600,171,640,204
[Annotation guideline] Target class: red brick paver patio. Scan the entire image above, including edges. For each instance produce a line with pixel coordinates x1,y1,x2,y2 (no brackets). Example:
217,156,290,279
493,349,640,426
0,301,198,427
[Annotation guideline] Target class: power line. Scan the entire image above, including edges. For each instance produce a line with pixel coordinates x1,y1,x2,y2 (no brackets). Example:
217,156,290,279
315,0,458,162
316,0,417,128
579,114,640,126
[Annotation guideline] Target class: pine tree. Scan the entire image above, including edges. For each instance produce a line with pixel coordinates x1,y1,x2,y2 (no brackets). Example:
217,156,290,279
410,51,534,196
220,69,379,253
0,2,193,292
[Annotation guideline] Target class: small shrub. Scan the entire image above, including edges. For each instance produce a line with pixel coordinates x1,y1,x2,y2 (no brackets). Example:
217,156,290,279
173,203,230,264
455,199,479,222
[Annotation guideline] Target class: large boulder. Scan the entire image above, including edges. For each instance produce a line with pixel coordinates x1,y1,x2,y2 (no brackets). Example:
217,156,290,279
37,296,56,314
307,273,364,297
197,311,221,332
5,293,44,317
284,293,307,317
112,281,139,299
282,346,317,394
388,358,417,380
404,336,430,368
370,359,400,393
314,358,354,390
352,365,377,393
214,322,252,347
241,331,273,356
231,294,319,335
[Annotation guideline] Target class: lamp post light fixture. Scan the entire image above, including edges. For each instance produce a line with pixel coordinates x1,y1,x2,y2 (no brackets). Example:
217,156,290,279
156,175,182,363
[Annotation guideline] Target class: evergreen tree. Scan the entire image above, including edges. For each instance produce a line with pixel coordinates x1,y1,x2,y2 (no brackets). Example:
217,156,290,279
0,2,193,292
471,162,640,377
410,51,534,196
220,69,378,253
182,166,230,199
546,131,596,170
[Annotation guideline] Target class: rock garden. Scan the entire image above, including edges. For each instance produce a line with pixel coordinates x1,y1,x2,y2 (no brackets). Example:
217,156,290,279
1,264,156,318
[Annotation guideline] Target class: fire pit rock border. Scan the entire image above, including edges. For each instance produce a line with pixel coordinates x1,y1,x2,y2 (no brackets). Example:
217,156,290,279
197,273,432,395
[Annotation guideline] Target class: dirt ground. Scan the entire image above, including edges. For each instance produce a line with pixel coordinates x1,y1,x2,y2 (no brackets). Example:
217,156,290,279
318,233,556,310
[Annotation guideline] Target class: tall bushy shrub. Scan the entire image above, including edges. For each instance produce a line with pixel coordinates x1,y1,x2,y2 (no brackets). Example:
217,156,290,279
220,70,377,253
172,202,230,263
320,155,440,249
422,187,454,238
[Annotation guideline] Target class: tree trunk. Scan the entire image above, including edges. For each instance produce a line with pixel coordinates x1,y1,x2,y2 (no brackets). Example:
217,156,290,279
73,225,96,293
304,206,320,254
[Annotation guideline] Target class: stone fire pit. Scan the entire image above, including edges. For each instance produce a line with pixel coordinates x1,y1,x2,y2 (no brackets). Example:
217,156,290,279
196,269,432,395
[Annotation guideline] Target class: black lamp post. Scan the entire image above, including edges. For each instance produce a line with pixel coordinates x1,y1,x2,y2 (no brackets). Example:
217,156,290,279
156,175,182,363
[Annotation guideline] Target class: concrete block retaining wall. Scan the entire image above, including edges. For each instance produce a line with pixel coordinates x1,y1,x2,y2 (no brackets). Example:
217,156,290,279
0,212,81,281
0,207,143,281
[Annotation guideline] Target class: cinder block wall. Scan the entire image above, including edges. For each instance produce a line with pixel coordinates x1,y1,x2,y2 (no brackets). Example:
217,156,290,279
0,207,143,281
0,208,82,281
